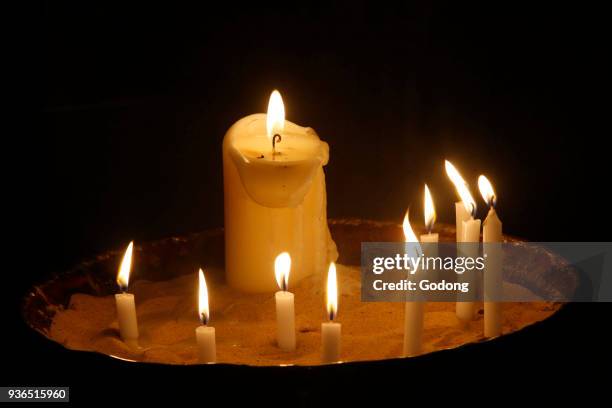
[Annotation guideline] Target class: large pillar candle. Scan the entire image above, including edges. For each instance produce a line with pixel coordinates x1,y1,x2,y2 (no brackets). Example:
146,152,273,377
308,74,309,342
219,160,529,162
479,176,503,338
223,91,337,293
115,241,139,342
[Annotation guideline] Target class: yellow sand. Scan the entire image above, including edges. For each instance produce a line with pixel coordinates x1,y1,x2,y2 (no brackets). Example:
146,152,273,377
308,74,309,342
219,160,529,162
49,264,559,365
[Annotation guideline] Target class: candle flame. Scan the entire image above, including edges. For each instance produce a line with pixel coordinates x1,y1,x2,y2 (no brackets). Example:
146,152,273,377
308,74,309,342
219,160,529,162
403,210,423,259
326,262,338,321
274,252,291,292
445,160,476,217
478,175,497,207
266,90,285,140
116,241,133,291
198,268,210,325
424,184,436,232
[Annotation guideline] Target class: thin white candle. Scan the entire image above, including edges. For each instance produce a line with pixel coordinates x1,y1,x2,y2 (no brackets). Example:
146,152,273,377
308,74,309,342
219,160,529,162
196,268,216,363
445,160,480,323
479,175,503,338
274,252,296,351
115,241,139,342
458,217,481,322
322,262,341,363
403,211,424,357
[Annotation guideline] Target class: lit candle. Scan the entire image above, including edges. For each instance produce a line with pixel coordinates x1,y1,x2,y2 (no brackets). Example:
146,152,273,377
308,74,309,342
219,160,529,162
115,241,139,343
421,184,439,275
274,252,295,351
222,90,338,293
321,262,341,363
445,160,481,323
403,211,424,357
421,184,438,244
479,175,503,337
445,161,473,242
195,268,216,363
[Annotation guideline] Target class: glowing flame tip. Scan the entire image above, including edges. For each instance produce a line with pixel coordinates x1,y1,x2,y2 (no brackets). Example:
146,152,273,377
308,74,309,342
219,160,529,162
444,160,476,217
116,241,133,291
274,252,291,291
326,262,338,321
198,268,210,325
266,90,285,139
478,175,497,207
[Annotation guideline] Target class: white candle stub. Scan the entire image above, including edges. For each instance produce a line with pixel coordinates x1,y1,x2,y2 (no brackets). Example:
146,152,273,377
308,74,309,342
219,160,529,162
196,268,216,363
115,293,138,341
275,253,296,351
115,241,139,342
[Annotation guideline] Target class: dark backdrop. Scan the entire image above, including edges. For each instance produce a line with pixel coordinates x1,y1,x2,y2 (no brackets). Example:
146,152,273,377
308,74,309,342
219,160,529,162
7,1,609,403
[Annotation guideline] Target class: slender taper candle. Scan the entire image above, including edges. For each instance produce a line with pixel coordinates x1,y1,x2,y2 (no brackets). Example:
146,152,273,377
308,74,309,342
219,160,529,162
445,160,480,323
115,241,139,342
403,211,425,356
196,268,216,363
274,252,296,351
479,175,503,337
322,262,341,363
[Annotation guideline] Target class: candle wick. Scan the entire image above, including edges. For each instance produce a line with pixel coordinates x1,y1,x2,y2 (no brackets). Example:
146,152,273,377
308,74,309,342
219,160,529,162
272,133,282,157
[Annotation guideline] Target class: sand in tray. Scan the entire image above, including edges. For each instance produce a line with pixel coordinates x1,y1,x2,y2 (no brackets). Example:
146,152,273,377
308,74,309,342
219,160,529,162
49,264,559,365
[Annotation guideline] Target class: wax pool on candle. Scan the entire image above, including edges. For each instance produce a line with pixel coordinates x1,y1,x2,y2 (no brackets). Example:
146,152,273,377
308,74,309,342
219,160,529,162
196,268,216,363
322,262,341,363
274,252,296,351
222,91,338,293
115,241,139,342
480,175,503,338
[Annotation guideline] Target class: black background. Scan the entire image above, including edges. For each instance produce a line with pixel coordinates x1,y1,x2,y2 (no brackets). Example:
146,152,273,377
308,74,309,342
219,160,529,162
6,1,610,404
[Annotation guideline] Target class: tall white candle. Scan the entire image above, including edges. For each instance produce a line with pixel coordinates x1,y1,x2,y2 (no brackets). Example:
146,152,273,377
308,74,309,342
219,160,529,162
274,252,296,351
479,175,503,338
196,268,216,363
223,90,337,293
322,262,341,363
445,160,480,323
455,202,471,242
115,241,139,342
457,217,481,322
402,211,424,357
